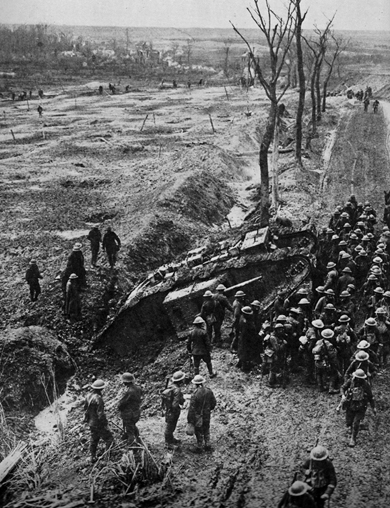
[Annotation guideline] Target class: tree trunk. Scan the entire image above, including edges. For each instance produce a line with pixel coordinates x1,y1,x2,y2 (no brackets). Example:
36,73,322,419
322,79,328,112
259,101,277,226
315,62,322,121
295,1,306,166
310,68,317,136
271,112,280,207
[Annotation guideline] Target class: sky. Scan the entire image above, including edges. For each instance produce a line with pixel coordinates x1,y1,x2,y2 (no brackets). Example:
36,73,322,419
0,0,389,32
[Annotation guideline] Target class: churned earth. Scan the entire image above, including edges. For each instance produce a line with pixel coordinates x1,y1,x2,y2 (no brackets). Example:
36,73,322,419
1,72,390,507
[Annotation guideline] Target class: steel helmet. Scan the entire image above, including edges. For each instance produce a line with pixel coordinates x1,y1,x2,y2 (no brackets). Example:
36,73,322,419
274,323,284,329
331,235,339,241
355,351,369,361
374,287,384,294
288,481,309,497
324,303,335,310
250,300,261,307
373,257,383,264
325,289,335,296
367,274,377,281
312,319,324,329
340,291,350,298
235,290,246,298
310,445,328,461
193,316,205,325
338,314,350,323
334,210,341,215
359,250,368,257
343,223,351,229
365,317,377,327
298,298,310,305
289,308,300,314
326,262,336,269
341,252,351,259
122,372,135,383
339,240,347,247
362,235,369,241
342,267,352,274
297,288,308,295
91,379,107,390
321,329,334,339
347,284,356,291
192,374,205,385
316,286,325,293
171,370,186,383
241,306,253,315
357,340,370,349
203,290,213,297
341,212,349,218
276,314,287,322
69,273,78,279
216,284,226,291
375,307,387,315
384,291,390,298
353,369,367,379
349,233,358,240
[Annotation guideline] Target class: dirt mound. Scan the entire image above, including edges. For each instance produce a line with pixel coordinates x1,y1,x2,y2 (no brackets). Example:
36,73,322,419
0,326,76,410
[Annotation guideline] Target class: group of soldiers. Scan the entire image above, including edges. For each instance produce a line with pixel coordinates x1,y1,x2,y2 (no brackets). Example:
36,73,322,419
83,369,217,461
25,224,121,321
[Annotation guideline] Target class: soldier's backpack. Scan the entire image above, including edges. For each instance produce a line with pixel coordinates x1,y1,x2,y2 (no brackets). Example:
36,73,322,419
161,387,175,412
351,386,364,402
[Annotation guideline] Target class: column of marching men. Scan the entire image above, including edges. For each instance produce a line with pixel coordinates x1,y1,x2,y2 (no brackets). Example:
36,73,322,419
77,196,388,507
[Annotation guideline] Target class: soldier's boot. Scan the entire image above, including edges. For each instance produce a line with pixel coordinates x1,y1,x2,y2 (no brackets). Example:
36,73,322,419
204,434,213,451
190,435,204,453
268,371,277,387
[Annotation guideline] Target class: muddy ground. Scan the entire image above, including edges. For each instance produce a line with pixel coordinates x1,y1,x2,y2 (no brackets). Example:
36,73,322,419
1,61,390,507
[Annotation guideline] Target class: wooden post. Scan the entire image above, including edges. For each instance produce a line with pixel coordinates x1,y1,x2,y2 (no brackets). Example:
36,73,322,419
224,86,229,101
10,129,16,143
26,99,30,111
140,114,149,132
208,114,216,134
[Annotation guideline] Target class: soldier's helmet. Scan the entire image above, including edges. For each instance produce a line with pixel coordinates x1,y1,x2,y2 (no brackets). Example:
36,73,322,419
274,323,284,330
288,481,309,497
375,307,387,315
353,369,367,379
276,314,287,322
298,298,310,306
193,316,205,325
324,303,335,311
321,329,334,339
365,317,377,327
250,300,261,308
122,372,135,383
171,370,186,383
340,291,350,299
310,445,329,461
297,287,308,295
69,273,78,279
355,351,369,361
357,340,370,349
241,306,253,315
203,290,213,297
235,290,246,298
91,379,107,390
192,374,205,385
216,284,226,291
326,262,336,269
73,242,82,251
339,314,350,323
316,286,325,293
312,319,324,329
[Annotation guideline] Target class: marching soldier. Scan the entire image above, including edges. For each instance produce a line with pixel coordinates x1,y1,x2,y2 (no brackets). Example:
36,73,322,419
118,372,143,444
162,370,185,449
187,374,216,453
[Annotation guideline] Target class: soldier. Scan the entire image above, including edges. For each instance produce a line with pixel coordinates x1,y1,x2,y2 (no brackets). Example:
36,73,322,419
25,259,43,301
84,379,114,463
212,284,233,346
312,329,339,393
87,224,102,268
66,243,87,289
277,481,316,508
187,316,217,378
162,370,185,449
200,290,216,342
334,314,356,375
231,290,245,351
64,273,81,322
344,350,377,383
341,369,376,447
102,226,121,268
187,374,216,453
374,307,390,367
118,372,143,445
324,262,338,291
314,289,335,318
320,303,337,329
337,267,355,295
273,290,287,320
286,308,301,369
300,319,325,385
37,105,43,117
266,323,287,387
358,317,381,354
237,306,257,372
298,445,337,508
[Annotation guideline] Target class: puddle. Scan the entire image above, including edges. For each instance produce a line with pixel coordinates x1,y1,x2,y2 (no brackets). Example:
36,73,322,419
56,229,90,240
35,390,79,442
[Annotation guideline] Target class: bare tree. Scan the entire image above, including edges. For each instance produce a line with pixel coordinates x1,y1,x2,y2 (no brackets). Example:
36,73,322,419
182,39,193,66
303,17,334,148
231,0,297,226
322,34,347,111
293,0,307,166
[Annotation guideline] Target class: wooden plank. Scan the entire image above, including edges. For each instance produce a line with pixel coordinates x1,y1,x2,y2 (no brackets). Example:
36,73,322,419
0,442,27,484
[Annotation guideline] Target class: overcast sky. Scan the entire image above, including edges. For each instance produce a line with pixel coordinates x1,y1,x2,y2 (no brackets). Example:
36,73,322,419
1,0,389,31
